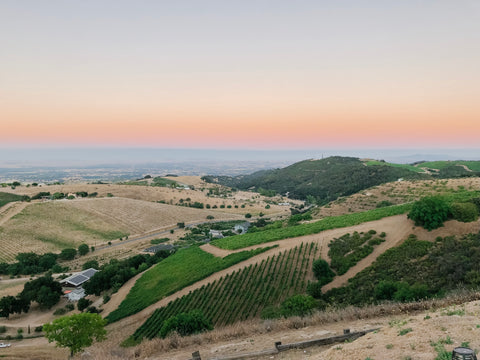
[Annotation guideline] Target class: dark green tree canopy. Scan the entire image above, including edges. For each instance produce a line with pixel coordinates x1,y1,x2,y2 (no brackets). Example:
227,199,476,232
78,244,89,256
407,196,451,231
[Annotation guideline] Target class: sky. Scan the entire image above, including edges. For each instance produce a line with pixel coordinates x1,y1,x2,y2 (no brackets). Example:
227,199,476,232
1,1,480,150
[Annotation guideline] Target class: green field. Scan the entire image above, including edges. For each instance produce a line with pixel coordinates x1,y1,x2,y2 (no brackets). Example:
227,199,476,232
129,242,318,343
106,245,275,323
363,160,425,173
421,161,480,171
0,192,26,208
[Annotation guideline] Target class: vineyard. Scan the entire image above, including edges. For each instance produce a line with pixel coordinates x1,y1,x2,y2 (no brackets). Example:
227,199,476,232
106,245,274,323
129,242,319,344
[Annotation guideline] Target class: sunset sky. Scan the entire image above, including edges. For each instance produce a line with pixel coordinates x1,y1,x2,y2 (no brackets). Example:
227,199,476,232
1,1,480,150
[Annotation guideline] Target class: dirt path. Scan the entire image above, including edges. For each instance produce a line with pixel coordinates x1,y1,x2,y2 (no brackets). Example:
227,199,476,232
0,201,29,226
108,215,415,338
108,214,480,342
101,271,147,317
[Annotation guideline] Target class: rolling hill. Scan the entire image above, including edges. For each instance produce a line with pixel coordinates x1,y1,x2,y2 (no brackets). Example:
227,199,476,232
202,156,428,205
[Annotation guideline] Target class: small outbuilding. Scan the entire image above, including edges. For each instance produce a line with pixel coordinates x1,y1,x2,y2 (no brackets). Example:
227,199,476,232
60,268,99,288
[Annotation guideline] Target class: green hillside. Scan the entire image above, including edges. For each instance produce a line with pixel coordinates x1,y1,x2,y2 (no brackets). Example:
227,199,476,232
363,159,425,173
0,192,27,208
420,160,480,171
203,156,428,205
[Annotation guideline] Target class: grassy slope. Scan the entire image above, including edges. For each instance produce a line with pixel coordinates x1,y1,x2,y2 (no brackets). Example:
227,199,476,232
212,190,480,250
421,161,480,171
363,160,424,173
0,192,25,208
0,202,128,262
106,245,275,323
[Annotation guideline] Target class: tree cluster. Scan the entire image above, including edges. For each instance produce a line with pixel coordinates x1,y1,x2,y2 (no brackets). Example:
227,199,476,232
0,275,63,318
84,251,171,296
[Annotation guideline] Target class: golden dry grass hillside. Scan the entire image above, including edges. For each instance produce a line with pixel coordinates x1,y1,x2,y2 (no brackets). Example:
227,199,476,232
0,197,243,262
314,177,480,219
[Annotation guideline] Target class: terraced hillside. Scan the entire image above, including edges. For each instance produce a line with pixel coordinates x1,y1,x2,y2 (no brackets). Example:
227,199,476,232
131,242,318,342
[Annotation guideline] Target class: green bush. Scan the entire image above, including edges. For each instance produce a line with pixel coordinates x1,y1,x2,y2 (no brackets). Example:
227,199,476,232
408,196,451,231
280,294,317,318
451,202,479,222
77,298,92,312
78,244,89,256
312,259,335,285
0,325,6,333
53,308,67,316
34,325,43,332
159,310,212,338
59,248,77,261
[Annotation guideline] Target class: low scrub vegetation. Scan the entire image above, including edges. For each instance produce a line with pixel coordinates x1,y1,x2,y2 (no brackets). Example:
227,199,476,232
328,230,385,275
107,245,274,323
322,232,480,308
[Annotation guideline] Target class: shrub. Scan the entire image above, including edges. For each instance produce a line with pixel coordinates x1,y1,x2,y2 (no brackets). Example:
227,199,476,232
451,202,479,223
159,310,213,338
312,259,335,285
82,260,99,270
65,304,74,311
245,213,252,219
0,325,6,333
34,325,43,332
53,308,67,315
280,294,317,318
59,248,77,261
376,200,393,208
77,298,92,312
78,244,89,256
408,196,451,231
206,215,214,220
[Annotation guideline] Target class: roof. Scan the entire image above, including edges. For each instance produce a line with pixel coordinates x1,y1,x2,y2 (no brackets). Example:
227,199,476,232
61,268,98,287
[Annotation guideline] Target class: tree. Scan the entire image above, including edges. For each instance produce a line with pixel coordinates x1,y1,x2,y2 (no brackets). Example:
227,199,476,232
312,259,335,285
43,313,107,357
20,275,63,309
59,248,77,261
0,296,29,319
77,298,92,312
78,244,89,256
407,196,451,231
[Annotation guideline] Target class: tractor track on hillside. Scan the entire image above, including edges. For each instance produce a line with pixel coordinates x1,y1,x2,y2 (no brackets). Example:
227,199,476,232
0,201,30,226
